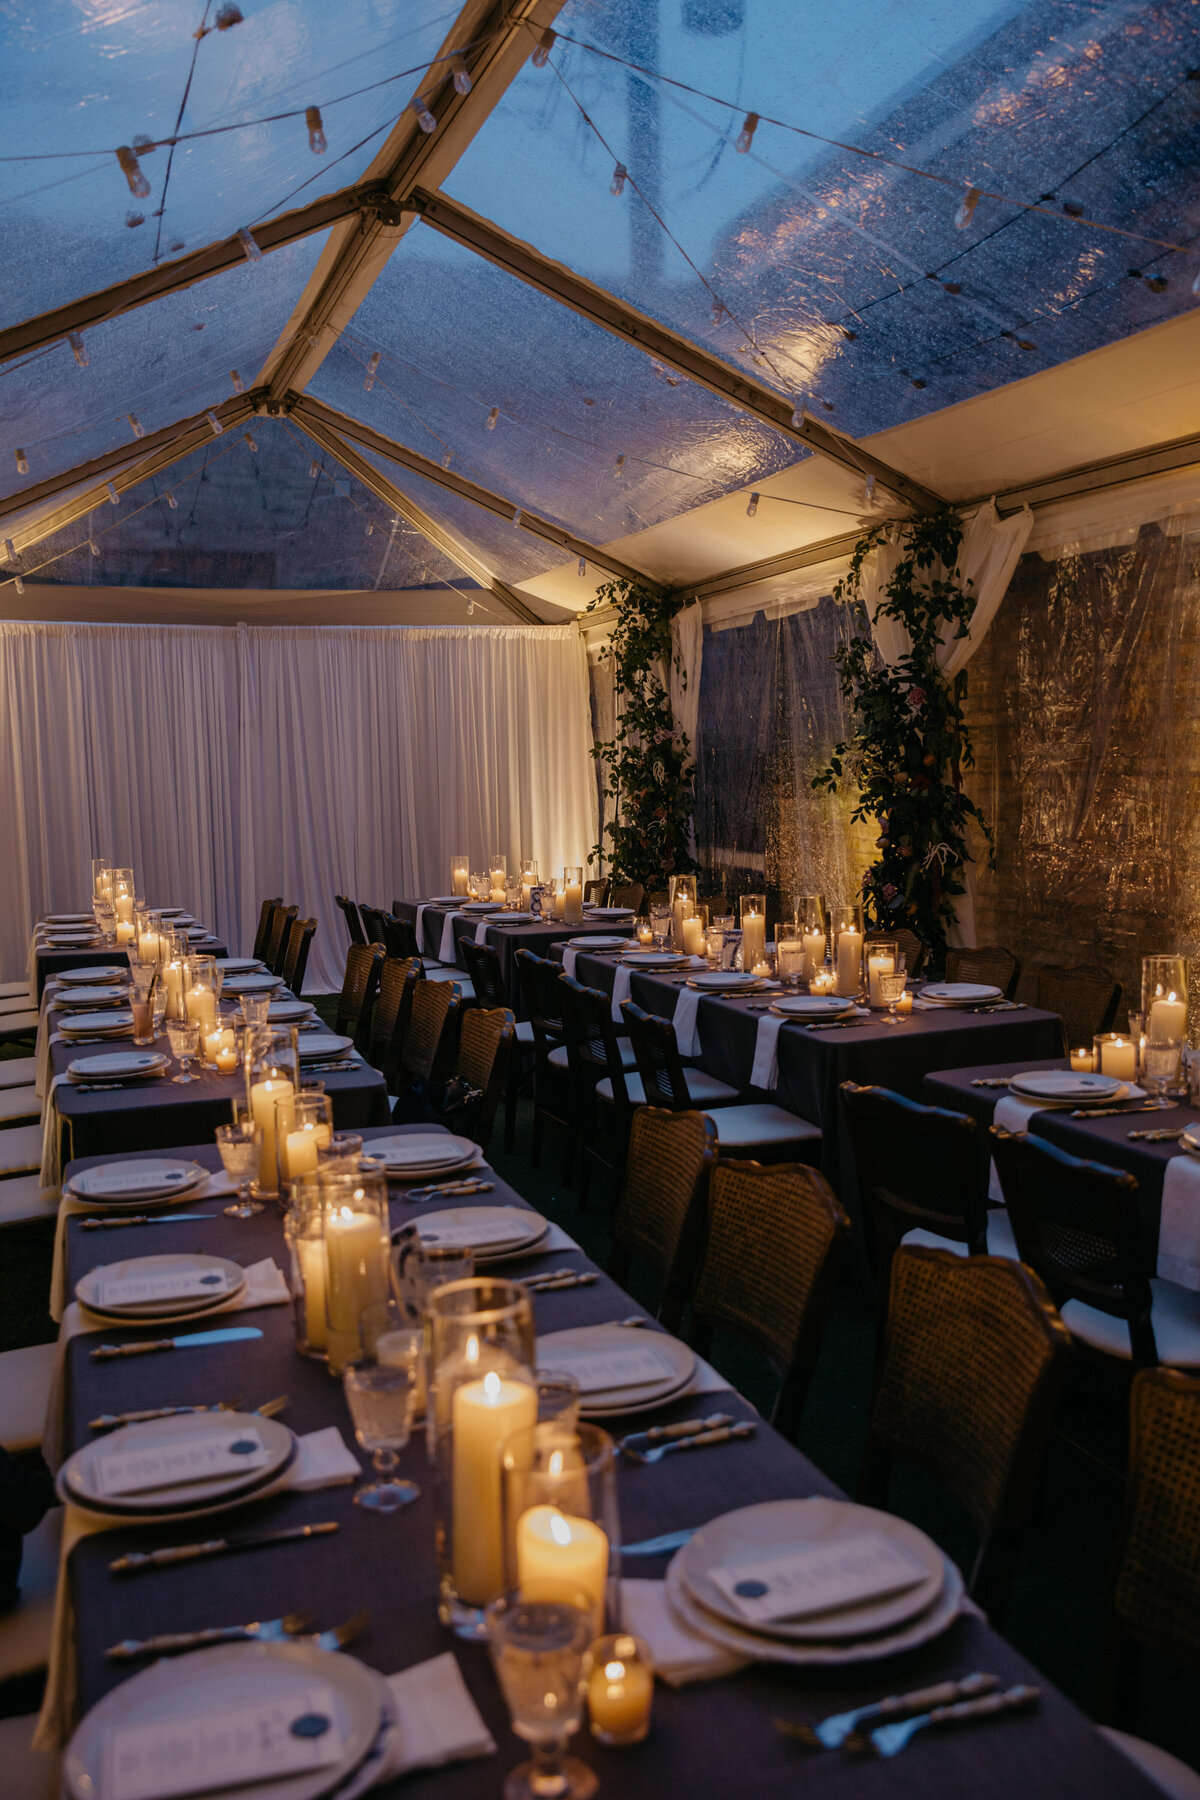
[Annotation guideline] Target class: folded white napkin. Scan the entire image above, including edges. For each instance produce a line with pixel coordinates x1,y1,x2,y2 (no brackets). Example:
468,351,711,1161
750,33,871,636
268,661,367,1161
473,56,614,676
1158,1154,1200,1291
438,912,462,962
562,945,581,981
372,1653,496,1781
415,904,429,952
750,1011,785,1090
611,964,633,1023
49,1167,238,1322
673,986,702,1057
619,1579,747,1686
288,1423,362,1489
475,919,490,946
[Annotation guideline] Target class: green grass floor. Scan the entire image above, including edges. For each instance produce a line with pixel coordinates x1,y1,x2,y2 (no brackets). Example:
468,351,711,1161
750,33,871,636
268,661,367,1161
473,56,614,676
2,1017,1195,1761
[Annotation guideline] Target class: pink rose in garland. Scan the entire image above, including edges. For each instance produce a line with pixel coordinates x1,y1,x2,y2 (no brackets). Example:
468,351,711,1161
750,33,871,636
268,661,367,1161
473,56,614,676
906,686,927,712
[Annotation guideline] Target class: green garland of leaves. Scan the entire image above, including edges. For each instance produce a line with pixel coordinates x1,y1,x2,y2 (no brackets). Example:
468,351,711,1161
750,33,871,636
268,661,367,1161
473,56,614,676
586,578,699,888
812,511,992,964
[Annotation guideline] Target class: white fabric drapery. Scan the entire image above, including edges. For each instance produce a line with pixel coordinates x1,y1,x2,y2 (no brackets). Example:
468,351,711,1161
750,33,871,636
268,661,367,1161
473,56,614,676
0,621,596,990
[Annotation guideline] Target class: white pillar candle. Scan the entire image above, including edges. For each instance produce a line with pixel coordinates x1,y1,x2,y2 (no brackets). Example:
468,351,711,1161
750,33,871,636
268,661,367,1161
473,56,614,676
324,1204,389,1372
297,1237,328,1350
681,915,704,957
741,913,766,973
554,888,566,920
520,882,533,910
637,922,653,946
163,960,186,1020
185,983,217,1034
835,929,862,997
517,1505,609,1639
1099,1037,1138,1080
810,969,835,995
1149,991,1187,1041
137,930,159,963
802,929,825,980
563,882,583,924
867,951,895,1006
116,920,135,946
452,1370,538,1605
215,1044,239,1074
1069,1048,1094,1073
452,868,469,897
250,1076,294,1189
114,893,134,925
285,1125,321,1181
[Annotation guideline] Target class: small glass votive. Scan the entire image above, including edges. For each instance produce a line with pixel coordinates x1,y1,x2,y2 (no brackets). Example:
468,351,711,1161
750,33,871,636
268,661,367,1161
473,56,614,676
319,1131,364,1170
240,991,273,1030
636,920,654,947
1069,1047,1094,1073
585,1632,654,1745
1093,1032,1139,1081
810,967,836,995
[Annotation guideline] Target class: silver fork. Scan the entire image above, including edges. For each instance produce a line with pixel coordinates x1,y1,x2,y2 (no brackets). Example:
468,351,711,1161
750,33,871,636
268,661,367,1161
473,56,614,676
107,1609,312,1659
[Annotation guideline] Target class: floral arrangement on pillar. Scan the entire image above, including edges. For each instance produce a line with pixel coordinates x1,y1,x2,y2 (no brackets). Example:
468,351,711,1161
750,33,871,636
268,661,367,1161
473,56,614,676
812,512,992,965
586,577,699,890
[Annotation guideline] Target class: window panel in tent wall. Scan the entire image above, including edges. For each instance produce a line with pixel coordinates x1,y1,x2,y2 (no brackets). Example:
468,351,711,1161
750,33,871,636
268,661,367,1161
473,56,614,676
0,1,456,330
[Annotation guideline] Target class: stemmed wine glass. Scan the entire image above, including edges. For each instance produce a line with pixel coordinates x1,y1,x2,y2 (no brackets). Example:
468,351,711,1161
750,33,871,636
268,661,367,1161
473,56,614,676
878,965,908,1024
1143,1037,1182,1109
216,1117,264,1218
486,1598,597,1800
165,1018,200,1082
649,906,671,951
343,1299,423,1512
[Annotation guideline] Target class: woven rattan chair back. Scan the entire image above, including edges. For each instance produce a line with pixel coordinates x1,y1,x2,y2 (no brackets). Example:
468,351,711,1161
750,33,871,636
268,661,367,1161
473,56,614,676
265,904,297,976
584,879,609,905
865,928,927,981
1104,1367,1200,1723
610,882,645,913
990,1126,1154,1365
399,979,460,1087
691,1160,849,1440
280,917,317,996
335,895,365,949
945,944,1021,998
253,897,283,961
1035,962,1123,1044
860,1244,1070,1618
460,940,510,1009
368,956,422,1085
609,1107,718,1331
335,942,385,1051
840,1083,987,1285
621,1002,691,1109
456,1007,516,1150
359,905,387,949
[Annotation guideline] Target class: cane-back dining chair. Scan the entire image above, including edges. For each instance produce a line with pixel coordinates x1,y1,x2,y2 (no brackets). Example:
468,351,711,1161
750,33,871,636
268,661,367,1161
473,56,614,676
557,975,639,1206
461,940,531,1153
945,945,1021,998
335,895,365,949
334,942,385,1054
279,916,317,997
453,1007,516,1152
367,956,422,1091
1034,963,1123,1046
583,879,608,905
866,927,928,981
253,897,283,961
396,980,461,1093
264,903,297,977
515,950,574,1180
608,1106,717,1332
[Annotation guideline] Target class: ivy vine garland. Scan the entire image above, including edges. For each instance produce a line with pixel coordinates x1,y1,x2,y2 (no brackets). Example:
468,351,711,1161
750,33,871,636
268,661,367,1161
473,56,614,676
586,578,699,889
812,511,993,964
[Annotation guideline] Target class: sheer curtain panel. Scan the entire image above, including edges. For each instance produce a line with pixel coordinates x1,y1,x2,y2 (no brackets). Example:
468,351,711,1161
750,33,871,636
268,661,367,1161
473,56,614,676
0,621,595,990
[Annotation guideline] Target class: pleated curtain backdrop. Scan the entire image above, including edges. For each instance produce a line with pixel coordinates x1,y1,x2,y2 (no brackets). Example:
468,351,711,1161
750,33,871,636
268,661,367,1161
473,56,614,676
0,620,597,990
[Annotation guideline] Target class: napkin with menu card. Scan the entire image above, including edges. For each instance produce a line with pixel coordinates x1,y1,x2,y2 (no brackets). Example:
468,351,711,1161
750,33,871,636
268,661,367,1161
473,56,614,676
619,1579,748,1686
34,1425,365,1753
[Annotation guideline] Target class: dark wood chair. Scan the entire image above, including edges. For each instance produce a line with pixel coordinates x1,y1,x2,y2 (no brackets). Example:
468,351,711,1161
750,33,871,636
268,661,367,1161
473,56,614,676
607,1106,717,1333
514,950,575,1182
945,944,1021,998
279,916,317,997
335,895,365,949
454,1007,516,1153
558,975,639,1208
461,940,532,1153
866,927,927,981
859,1244,1070,1624
334,942,385,1054
396,980,460,1095
367,956,422,1091
584,879,608,905
1035,963,1122,1045
253,896,283,961
359,905,388,949
264,903,297,977
990,1127,1200,1369
690,1158,849,1442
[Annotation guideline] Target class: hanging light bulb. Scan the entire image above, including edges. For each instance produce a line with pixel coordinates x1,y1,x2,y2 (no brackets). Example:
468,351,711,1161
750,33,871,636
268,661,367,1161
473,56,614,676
116,145,151,198
243,431,257,452
205,412,223,436
309,459,320,479
735,111,759,154
578,556,587,576
441,450,452,469
450,53,472,94
165,491,177,509
230,369,244,393
467,597,476,616
125,413,145,439
412,95,437,134
237,227,263,262
512,509,523,529
610,162,628,196
790,403,804,428
532,27,556,67
485,406,500,430
89,538,99,557
69,332,89,367
364,350,382,390
710,297,725,325
864,474,876,507
305,106,326,154
955,185,981,230
746,492,760,517
105,483,119,504
13,574,24,595
613,454,626,479
14,448,28,475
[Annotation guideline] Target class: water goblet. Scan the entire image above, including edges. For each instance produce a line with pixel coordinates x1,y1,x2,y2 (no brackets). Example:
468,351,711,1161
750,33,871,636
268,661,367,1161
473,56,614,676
343,1302,423,1512
878,968,908,1024
486,1598,596,1800
165,1018,200,1083
241,992,272,1030
1144,1037,1183,1109
216,1118,264,1218
649,906,671,951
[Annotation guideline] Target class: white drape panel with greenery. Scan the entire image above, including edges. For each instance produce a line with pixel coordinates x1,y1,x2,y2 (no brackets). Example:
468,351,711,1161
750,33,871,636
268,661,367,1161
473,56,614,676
0,621,596,989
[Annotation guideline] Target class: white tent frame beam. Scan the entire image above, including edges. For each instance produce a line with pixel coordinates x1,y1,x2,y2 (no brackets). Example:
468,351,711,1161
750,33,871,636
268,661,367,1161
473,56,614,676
290,408,541,622
257,0,566,402
406,188,944,517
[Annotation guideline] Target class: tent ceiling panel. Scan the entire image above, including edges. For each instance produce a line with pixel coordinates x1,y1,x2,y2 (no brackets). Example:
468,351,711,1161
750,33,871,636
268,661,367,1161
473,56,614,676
5,417,475,595
0,1,457,332
444,0,1200,441
309,221,799,543
0,235,329,506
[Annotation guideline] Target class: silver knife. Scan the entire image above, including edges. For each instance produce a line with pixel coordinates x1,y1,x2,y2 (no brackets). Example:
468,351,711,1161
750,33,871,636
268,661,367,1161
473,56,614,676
90,1326,263,1359
107,1611,312,1660
856,1684,1041,1757
776,1674,1000,1751
79,1213,210,1230
620,1414,733,1455
622,1529,698,1556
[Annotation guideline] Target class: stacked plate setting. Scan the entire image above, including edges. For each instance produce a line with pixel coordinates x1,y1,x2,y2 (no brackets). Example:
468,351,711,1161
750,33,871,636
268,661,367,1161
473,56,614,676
536,1321,696,1419
66,1157,211,1211
221,971,283,996
216,957,265,976
54,984,132,1011
770,994,856,1021
58,1405,296,1524
232,997,314,1026
67,1050,168,1084
58,1004,136,1041
664,1497,965,1666
620,949,690,970
365,1132,481,1180
54,965,126,987
587,907,636,920
76,1251,247,1324
297,1032,355,1063
919,982,1003,1007
568,935,627,951
687,971,766,993
416,1203,549,1266
1006,1070,1129,1106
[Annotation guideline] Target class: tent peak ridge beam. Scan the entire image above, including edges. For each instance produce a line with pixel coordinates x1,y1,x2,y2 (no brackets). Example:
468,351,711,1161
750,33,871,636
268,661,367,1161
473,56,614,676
406,188,943,518
290,392,665,592
257,0,566,403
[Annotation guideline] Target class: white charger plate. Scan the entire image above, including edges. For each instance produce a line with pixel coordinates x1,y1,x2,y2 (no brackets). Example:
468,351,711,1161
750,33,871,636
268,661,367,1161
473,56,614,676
676,1497,944,1643
56,965,125,984
688,972,762,991
64,1639,385,1800
77,1253,246,1320
67,1051,168,1080
217,957,264,975
536,1322,696,1416
297,1032,355,1061
771,995,856,1018
222,972,283,993
68,1158,207,1203
460,901,504,913
55,986,130,1009
1009,1071,1126,1103
621,951,688,968
60,1410,294,1517
589,908,636,918
919,983,1002,1006
59,1009,135,1035
45,913,94,924
569,936,627,951
366,1132,477,1171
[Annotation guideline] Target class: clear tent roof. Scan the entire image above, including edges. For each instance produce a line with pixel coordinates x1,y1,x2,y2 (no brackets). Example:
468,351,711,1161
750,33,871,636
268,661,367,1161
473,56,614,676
4,0,1199,599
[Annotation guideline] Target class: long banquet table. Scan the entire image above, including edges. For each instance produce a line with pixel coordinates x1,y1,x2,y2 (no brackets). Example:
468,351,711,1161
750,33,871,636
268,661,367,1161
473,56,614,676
32,929,229,1002
393,899,635,1009
51,1124,1158,1797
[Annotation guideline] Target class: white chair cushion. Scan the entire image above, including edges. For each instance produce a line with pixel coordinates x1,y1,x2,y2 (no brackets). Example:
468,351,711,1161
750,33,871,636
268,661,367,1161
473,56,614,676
702,1102,822,1149
901,1209,1020,1261
515,1020,536,1045
0,1057,37,1089
0,1508,61,1680
423,968,475,999
0,980,31,998
0,1086,39,1124
0,1340,57,1454
1062,1278,1200,1367
547,1045,570,1071
0,1175,59,1228
0,1011,39,1036
0,1713,61,1800
596,1067,738,1106
0,1123,41,1174
1100,1729,1200,1799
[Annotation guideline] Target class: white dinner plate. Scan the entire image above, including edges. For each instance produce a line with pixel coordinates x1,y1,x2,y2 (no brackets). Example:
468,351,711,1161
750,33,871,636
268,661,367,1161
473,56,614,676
536,1322,696,1417
430,896,463,905
460,901,504,913
45,913,94,925
417,1204,548,1262
59,1010,135,1036
770,995,856,1018
1008,1071,1126,1102
621,951,688,968
42,932,99,944
55,965,125,985
153,907,190,917
216,957,264,975
222,972,283,993
297,1032,355,1061
589,908,636,918
365,1132,478,1172
64,1639,385,1800
55,986,130,1009
76,1253,247,1320
676,1497,945,1642
59,1410,295,1517
569,936,627,951
67,1051,168,1080
490,912,535,925
919,983,1003,1006
688,972,763,991
68,1158,207,1203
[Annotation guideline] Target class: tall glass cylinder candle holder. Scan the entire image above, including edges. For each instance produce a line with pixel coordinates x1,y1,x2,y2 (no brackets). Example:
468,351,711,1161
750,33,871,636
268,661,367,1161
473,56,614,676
796,896,827,980
111,868,135,926
866,939,898,1006
91,857,112,901
277,1090,333,1194
520,861,538,910
183,955,220,1037
427,1277,537,1633
669,876,697,952
287,1174,328,1360
563,868,584,924
831,903,864,998
776,932,805,989
161,948,190,1023
244,1026,300,1199
320,1169,391,1374
450,854,470,898
549,877,564,920
739,894,767,974
489,853,508,902
501,1422,620,1641
1142,956,1188,1041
